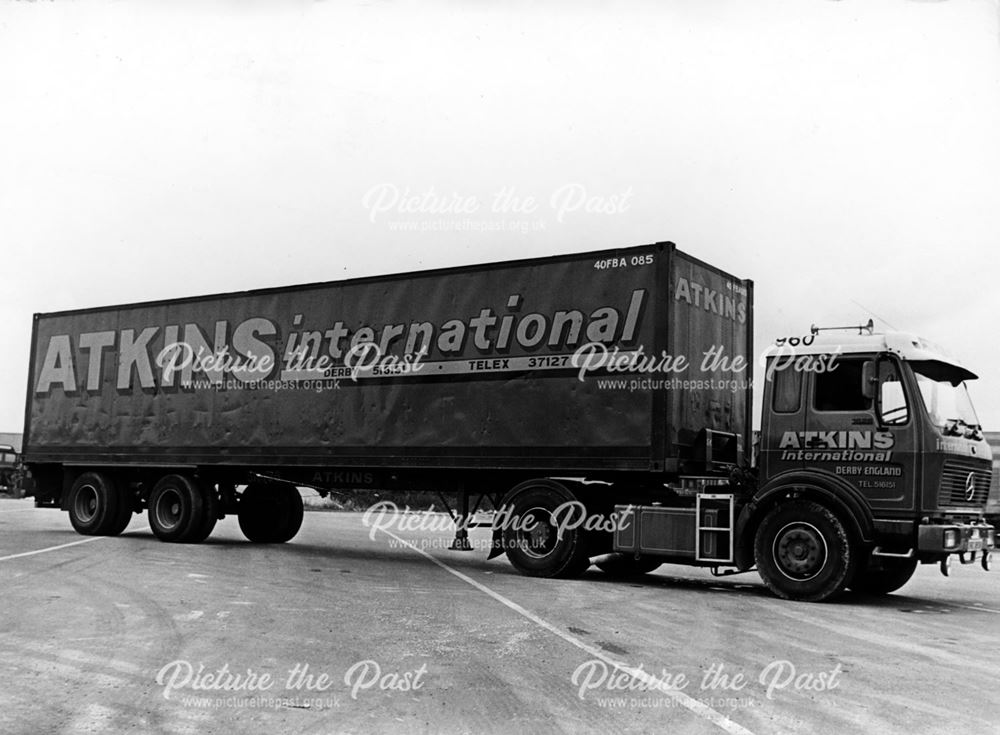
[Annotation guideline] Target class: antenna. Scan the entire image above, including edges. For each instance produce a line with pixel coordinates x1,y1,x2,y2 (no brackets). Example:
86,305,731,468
810,319,874,336
849,300,899,331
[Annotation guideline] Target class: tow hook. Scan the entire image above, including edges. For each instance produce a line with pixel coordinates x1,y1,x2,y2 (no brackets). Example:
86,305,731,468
944,551,992,573
958,551,982,566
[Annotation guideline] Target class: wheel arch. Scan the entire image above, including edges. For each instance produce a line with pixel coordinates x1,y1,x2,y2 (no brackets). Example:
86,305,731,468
735,470,875,569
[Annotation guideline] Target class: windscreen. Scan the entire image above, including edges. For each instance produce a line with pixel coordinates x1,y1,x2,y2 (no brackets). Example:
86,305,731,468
911,360,982,438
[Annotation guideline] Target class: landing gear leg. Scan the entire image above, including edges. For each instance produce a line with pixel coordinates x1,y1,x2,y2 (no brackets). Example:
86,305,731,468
449,487,473,551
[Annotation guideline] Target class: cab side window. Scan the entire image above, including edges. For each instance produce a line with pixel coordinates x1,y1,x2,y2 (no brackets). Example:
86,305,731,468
813,358,872,412
771,366,802,413
877,360,909,425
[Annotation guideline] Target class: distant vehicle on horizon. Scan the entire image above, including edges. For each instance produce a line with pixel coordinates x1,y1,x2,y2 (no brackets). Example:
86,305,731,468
0,444,21,496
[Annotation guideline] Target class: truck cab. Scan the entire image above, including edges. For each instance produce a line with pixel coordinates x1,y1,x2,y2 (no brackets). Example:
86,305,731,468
758,330,995,585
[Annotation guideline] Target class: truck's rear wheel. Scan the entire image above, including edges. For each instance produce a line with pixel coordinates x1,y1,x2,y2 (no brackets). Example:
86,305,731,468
148,474,205,542
849,555,917,595
238,483,303,543
501,480,592,578
68,472,124,536
754,500,855,602
595,553,662,577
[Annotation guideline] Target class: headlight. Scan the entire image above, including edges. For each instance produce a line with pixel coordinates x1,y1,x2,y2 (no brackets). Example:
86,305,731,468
943,529,960,549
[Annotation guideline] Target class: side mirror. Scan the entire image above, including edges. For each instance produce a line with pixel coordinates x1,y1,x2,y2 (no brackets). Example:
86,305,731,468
861,360,877,401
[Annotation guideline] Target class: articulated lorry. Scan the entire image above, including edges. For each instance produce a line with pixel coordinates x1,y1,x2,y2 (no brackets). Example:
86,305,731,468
21,242,995,601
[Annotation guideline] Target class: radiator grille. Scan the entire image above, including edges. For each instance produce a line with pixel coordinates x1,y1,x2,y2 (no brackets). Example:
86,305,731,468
938,460,991,508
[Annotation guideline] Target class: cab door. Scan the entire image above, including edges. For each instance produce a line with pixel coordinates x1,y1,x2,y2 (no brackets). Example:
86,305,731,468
804,356,916,512
759,359,806,483
870,355,919,515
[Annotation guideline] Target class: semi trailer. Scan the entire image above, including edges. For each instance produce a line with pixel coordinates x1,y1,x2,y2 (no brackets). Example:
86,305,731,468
20,241,995,601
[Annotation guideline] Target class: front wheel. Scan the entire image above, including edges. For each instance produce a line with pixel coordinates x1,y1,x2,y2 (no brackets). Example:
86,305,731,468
849,555,917,595
754,500,856,602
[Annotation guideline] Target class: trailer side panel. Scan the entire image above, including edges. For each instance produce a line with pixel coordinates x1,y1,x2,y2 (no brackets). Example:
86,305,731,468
26,246,670,470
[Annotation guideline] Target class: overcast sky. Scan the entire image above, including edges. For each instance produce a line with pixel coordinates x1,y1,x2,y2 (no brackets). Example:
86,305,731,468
2,0,999,433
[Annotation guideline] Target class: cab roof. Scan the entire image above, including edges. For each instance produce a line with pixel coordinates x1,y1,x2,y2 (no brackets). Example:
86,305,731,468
764,331,978,381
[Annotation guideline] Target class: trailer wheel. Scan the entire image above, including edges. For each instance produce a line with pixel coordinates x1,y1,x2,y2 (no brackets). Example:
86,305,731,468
185,482,220,544
238,483,303,544
754,500,855,602
501,480,592,578
849,555,917,595
67,472,122,536
595,553,662,577
106,486,135,536
148,474,205,542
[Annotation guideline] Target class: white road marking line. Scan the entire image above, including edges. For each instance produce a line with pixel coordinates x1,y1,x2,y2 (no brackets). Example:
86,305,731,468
380,528,755,735
0,536,106,562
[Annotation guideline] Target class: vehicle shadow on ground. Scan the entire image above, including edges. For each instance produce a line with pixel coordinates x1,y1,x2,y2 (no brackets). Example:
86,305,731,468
115,529,449,571
580,573,959,608
579,567,772,597
110,529,959,608
839,590,967,611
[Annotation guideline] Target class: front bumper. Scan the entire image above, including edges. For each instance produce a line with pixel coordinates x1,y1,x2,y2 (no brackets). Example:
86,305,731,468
918,522,995,555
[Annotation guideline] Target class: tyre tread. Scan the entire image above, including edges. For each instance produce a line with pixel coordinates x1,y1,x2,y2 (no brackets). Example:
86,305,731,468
754,499,855,603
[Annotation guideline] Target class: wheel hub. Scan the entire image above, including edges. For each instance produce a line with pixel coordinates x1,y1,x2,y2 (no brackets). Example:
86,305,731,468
516,507,557,559
773,523,827,581
155,489,183,530
74,485,99,523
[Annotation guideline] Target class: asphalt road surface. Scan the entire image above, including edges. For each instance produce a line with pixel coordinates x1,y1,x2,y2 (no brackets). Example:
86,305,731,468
1,499,997,735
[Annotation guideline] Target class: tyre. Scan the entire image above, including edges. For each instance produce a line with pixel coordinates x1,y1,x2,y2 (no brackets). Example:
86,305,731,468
849,555,917,595
185,481,220,544
500,480,593,578
238,483,304,544
595,553,663,577
148,474,205,542
106,485,135,536
754,499,856,602
67,472,122,536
